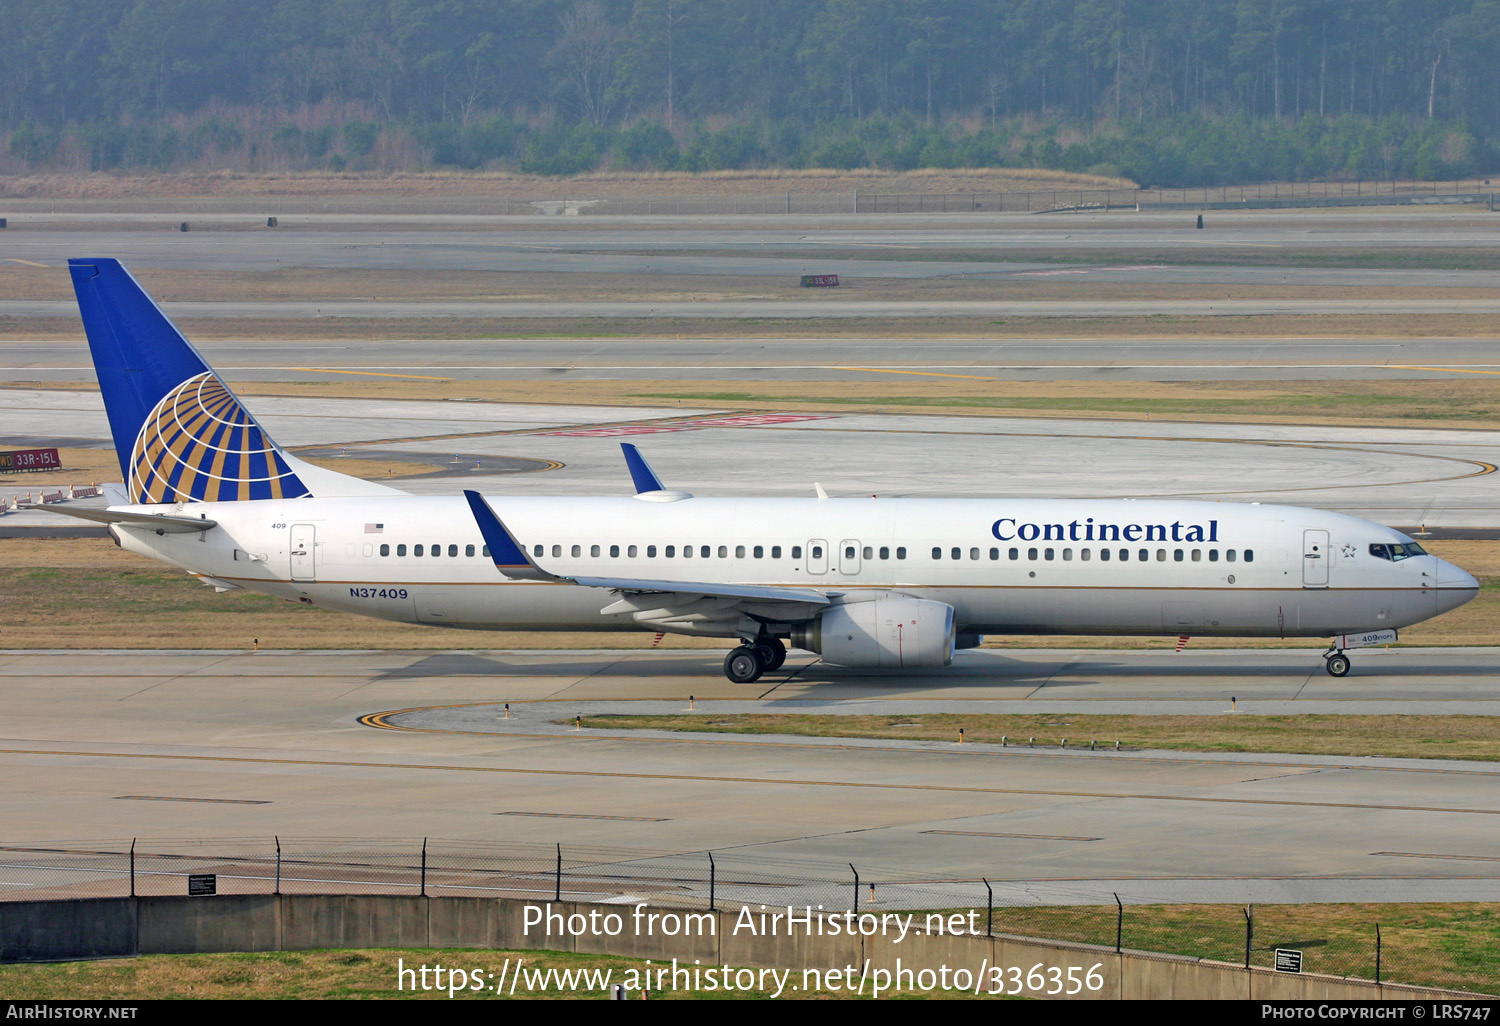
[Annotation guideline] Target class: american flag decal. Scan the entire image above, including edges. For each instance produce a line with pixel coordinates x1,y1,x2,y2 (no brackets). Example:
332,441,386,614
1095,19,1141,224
365,523,384,534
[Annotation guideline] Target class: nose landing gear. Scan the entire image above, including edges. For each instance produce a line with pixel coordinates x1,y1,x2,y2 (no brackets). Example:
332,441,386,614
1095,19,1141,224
1324,651,1351,677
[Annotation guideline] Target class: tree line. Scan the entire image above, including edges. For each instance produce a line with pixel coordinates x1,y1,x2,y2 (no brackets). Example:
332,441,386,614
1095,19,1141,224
1,0,1496,184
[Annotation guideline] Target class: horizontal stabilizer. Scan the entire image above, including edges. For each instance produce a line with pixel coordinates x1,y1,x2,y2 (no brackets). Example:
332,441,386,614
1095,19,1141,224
24,505,217,533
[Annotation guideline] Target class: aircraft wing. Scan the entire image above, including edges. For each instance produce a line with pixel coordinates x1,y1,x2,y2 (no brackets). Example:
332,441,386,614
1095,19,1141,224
462,490,829,619
22,505,217,533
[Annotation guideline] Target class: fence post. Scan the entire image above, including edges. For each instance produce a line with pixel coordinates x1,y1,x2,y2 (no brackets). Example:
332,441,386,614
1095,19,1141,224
420,838,427,898
555,844,562,902
1375,923,1382,984
274,836,281,896
129,839,136,898
1244,904,1253,969
1114,892,1123,953
984,878,992,937
708,852,716,911
850,864,859,914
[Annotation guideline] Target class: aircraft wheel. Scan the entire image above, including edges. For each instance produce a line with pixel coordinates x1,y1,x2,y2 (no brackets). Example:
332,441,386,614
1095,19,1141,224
724,646,764,684
1325,653,1350,677
756,639,787,673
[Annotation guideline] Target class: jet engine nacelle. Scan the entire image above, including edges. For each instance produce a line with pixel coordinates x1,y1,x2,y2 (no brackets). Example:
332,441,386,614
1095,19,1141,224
792,597,955,668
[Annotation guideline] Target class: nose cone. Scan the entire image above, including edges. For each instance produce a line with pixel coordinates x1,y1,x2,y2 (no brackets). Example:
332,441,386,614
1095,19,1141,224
1435,559,1480,612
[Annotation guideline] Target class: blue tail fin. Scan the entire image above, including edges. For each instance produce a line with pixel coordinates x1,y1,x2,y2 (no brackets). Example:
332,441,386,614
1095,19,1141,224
69,258,311,503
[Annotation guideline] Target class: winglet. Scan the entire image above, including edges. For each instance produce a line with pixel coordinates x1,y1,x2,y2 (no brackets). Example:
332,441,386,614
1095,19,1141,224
621,443,665,493
463,490,556,581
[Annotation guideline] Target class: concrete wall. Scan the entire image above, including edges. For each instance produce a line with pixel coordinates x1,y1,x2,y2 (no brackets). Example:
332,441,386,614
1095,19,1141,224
0,895,1485,1001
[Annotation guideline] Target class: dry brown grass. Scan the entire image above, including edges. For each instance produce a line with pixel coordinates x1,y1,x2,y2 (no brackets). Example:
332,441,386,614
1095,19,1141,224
0,166,1138,201
0,446,441,491
581,712,1500,761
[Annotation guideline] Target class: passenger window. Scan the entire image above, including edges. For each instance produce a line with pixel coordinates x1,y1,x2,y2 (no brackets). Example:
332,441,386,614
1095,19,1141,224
969,547,979,560
1100,548,1110,561
483,545,490,557
880,547,890,560
1028,548,1038,560
989,548,998,560
1062,548,1073,561
465,544,475,557
932,547,942,560
754,546,764,558
951,547,961,560
1156,549,1167,561
1081,549,1091,561
380,544,390,556
1226,550,1237,562
628,545,637,557
1191,549,1201,562
413,544,424,556
863,546,873,560
1045,548,1055,560
532,545,542,557
432,545,441,557
896,547,906,559
610,544,619,557
771,546,782,558
735,545,745,558
845,546,855,560
648,545,658,557
811,545,823,559
1244,550,1255,563
704,546,713,558
552,545,562,558
397,544,407,556
1208,550,1218,562
1008,547,1018,560
1173,549,1183,562
791,546,801,558
665,545,675,557
1138,549,1148,561
449,544,458,557
683,545,693,558
572,545,582,557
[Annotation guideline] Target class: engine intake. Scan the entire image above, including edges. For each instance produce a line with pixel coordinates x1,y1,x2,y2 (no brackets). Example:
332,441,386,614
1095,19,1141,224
792,597,955,668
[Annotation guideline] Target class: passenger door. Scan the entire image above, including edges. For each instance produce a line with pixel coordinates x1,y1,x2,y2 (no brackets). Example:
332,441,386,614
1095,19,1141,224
290,524,317,582
1302,529,1329,588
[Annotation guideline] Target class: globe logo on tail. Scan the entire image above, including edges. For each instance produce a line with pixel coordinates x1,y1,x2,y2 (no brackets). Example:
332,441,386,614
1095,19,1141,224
128,372,309,503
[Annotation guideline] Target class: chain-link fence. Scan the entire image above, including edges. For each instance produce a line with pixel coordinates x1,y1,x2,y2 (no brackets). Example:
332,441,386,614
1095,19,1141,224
0,838,1492,995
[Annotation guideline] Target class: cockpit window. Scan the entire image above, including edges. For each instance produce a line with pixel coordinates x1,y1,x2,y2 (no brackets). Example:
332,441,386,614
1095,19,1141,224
1370,542,1427,562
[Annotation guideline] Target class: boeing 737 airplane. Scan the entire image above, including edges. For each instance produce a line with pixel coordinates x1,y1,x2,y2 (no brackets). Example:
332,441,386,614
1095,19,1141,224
44,258,1479,683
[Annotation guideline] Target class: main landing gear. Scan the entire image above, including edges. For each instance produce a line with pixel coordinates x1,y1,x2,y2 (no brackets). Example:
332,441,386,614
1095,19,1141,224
1324,650,1351,677
722,637,787,683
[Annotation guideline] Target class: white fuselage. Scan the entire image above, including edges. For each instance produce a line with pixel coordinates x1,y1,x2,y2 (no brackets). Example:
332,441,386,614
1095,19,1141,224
108,494,1477,640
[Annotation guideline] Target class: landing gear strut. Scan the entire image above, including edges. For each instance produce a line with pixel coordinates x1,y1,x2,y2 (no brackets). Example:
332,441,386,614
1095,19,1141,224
1324,651,1350,677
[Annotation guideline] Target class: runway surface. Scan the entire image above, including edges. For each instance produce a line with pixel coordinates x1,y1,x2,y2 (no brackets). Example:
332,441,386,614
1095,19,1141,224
15,297,1500,319
1,648,1497,905
4,390,1496,527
